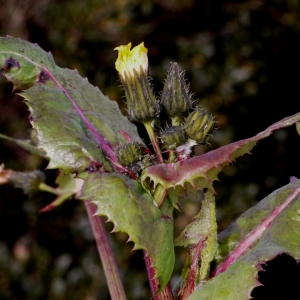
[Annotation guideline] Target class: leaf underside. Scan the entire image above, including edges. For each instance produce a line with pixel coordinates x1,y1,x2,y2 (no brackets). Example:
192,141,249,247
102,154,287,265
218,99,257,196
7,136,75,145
0,36,142,174
82,171,174,292
188,179,300,300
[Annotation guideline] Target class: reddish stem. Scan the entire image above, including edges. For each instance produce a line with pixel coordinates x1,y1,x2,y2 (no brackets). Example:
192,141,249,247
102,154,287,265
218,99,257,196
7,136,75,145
144,121,164,163
85,201,126,300
178,239,205,300
144,252,174,300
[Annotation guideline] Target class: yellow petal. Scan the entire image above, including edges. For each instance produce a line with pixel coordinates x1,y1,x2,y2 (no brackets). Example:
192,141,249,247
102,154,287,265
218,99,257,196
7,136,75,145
114,42,148,78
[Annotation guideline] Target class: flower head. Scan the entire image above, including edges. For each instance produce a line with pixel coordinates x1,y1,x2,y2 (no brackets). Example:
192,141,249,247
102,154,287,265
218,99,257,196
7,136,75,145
114,43,160,123
115,42,148,81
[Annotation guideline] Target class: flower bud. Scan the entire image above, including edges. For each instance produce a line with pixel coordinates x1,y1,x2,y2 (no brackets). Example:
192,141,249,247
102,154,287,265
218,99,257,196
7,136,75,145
116,142,153,175
9,170,46,196
160,126,186,150
128,155,152,175
184,109,215,144
116,142,144,167
115,43,160,123
160,62,193,118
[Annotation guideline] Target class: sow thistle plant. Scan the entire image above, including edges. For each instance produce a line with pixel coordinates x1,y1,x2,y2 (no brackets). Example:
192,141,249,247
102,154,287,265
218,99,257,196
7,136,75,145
1,37,300,300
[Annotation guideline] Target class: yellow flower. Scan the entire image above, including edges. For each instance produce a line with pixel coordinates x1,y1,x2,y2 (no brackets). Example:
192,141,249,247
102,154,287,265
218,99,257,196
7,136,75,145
114,42,160,123
114,42,148,81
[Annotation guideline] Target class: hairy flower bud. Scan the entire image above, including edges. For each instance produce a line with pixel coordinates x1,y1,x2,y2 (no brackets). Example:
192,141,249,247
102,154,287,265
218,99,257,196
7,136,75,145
9,170,46,196
128,155,152,175
114,43,160,123
184,109,215,144
160,62,194,118
160,126,187,150
116,142,144,167
116,142,152,175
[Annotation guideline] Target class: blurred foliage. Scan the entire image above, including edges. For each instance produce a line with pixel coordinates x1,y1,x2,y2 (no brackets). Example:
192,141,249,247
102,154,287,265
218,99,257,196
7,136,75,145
1,0,300,299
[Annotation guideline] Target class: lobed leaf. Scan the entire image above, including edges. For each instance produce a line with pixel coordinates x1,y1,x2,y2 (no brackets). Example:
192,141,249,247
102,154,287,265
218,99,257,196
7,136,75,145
188,178,300,300
142,113,300,201
0,36,142,174
81,171,175,292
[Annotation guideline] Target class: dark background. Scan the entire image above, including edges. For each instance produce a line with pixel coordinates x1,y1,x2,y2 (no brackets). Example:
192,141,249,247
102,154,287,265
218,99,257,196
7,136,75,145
0,0,300,299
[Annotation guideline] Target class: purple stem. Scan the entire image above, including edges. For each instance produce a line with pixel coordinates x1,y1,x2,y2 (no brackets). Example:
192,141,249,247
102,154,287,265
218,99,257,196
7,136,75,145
144,252,174,300
178,240,205,300
85,200,126,300
213,186,300,277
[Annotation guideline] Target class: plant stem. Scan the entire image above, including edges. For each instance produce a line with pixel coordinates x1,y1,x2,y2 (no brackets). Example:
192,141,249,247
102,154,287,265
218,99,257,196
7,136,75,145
40,192,74,212
144,120,163,163
38,182,60,195
178,240,205,300
144,253,174,300
153,184,168,208
84,200,126,300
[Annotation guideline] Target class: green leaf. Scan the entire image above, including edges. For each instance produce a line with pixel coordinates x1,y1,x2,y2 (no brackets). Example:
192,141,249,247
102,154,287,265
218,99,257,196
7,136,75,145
175,189,218,277
141,113,300,201
38,171,84,212
177,189,218,297
175,189,216,247
54,170,83,195
81,171,174,292
0,36,142,173
188,178,300,300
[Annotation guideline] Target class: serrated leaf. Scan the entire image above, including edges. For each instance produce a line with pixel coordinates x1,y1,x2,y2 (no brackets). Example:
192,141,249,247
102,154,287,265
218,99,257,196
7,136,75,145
141,113,300,196
81,171,174,292
175,189,217,247
0,36,142,173
177,189,218,298
175,190,218,284
188,178,300,300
